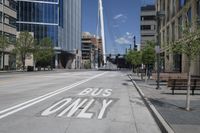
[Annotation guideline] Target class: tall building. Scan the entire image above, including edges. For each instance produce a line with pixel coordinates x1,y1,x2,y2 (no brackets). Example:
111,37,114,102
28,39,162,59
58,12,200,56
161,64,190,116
16,0,81,69
81,32,103,69
140,5,156,49
157,0,200,75
0,0,17,70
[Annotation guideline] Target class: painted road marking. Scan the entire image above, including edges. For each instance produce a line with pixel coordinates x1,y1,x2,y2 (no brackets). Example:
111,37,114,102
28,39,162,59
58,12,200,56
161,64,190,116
41,97,115,119
0,72,107,120
41,88,116,119
78,88,112,97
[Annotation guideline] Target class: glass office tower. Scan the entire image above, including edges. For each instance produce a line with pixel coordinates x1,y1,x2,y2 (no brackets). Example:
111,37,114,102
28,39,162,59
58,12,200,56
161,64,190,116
16,0,81,68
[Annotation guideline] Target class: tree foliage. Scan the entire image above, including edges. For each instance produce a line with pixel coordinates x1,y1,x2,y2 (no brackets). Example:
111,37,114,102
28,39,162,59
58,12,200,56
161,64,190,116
0,35,9,51
13,31,35,70
170,22,200,111
125,50,142,66
171,25,200,62
34,37,54,68
0,35,9,69
141,41,156,65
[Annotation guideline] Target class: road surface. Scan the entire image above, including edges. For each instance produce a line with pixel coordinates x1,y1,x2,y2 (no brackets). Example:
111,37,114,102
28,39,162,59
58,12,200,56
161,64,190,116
0,70,161,133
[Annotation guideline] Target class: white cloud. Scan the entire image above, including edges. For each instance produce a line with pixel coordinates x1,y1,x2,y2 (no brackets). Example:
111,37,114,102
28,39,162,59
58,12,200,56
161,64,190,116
115,37,132,45
115,33,134,45
113,14,124,20
113,13,127,24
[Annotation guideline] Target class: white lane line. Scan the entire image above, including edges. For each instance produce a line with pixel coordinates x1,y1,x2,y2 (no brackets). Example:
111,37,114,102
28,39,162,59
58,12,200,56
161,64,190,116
0,72,107,120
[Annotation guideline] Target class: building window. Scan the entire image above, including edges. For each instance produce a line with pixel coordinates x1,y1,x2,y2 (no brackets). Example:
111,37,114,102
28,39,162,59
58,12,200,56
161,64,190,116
0,12,2,23
173,54,182,72
141,16,155,21
141,25,151,30
179,0,187,10
197,0,200,18
187,7,192,24
178,16,183,38
9,0,17,10
172,22,175,42
167,0,170,21
162,30,165,45
166,26,170,44
9,16,16,27
172,0,176,17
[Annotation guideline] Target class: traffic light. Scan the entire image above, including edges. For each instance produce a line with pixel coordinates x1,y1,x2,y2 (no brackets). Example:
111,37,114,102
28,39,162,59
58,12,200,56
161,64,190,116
133,36,137,51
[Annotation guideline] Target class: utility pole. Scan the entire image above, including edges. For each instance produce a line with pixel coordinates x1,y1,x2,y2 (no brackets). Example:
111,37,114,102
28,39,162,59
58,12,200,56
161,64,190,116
99,0,106,65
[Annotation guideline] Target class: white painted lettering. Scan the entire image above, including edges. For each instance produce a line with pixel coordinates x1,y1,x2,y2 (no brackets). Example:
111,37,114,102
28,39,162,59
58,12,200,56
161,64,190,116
58,98,88,117
78,88,93,96
41,98,72,116
98,99,113,119
103,89,112,97
91,88,103,96
77,99,95,119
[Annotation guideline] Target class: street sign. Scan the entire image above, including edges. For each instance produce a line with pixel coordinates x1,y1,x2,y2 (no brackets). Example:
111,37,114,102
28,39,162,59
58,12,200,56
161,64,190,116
155,46,160,53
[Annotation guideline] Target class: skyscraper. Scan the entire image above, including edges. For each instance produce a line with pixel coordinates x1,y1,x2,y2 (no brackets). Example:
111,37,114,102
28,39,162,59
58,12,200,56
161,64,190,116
16,0,81,69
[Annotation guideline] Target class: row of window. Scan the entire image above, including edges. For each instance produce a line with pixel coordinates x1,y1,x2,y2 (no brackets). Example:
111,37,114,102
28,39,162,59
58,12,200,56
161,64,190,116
160,0,189,24
0,32,16,43
0,12,16,27
17,23,58,47
141,16,156,21
17,1,58,23
141,25,156,30
0,0,16,11
161,0,196,41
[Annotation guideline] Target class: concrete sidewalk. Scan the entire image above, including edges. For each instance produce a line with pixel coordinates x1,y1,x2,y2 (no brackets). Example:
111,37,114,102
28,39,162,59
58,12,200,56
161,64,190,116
130,74,200,133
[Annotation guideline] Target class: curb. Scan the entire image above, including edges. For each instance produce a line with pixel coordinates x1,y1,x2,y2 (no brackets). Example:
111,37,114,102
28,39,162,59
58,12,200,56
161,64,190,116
128,75,174,133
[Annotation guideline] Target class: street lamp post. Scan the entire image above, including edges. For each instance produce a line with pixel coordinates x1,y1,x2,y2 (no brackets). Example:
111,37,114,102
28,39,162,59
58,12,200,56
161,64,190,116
156,10,165,90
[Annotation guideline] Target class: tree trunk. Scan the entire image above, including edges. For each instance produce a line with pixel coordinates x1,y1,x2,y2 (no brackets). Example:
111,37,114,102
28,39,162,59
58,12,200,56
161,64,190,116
136,67,139,77
145,67,148,84
186,61,191,111
1,52,3,70
22,55,25,71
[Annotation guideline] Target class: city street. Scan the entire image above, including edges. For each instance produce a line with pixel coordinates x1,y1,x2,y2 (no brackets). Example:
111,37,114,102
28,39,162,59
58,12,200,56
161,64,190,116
0,70,161,133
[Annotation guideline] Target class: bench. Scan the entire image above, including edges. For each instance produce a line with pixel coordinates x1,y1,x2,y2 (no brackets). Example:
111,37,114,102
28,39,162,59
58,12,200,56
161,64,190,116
167,78,200,95
152,73,187,82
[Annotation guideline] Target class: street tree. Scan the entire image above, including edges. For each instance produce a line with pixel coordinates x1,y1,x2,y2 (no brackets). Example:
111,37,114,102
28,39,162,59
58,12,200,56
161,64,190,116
142,41,156,82
0,35,9,70
170,23,200,111
125,50,142,75
13,31,35,71
34,37,54,70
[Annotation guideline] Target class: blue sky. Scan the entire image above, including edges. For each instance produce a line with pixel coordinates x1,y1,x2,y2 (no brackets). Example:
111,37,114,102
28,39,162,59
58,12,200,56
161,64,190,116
82,0,155,54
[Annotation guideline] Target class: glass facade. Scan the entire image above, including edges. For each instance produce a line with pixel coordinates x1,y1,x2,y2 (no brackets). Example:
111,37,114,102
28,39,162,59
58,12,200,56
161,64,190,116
17,0,61,47
63,0,81,52
16,0,81,53
16,0,81,68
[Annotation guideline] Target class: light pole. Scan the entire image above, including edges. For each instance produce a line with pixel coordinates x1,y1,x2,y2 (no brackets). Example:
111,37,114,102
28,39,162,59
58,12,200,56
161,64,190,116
156,10,165,90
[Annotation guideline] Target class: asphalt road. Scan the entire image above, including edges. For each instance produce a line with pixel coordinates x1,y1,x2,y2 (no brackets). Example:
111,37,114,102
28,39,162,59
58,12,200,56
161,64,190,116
0,70,161,133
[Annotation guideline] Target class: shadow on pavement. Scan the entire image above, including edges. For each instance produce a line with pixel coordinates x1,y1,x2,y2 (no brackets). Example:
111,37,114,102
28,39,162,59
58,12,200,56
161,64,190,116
149,98,185,110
